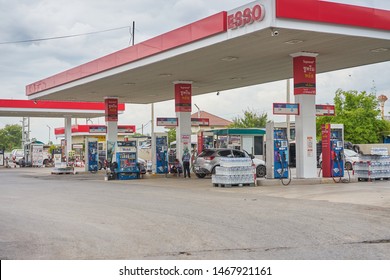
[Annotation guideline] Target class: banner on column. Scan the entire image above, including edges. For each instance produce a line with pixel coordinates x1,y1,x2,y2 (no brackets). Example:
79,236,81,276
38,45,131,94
175,83,192,112
181,134,190,153
293,56,316,95
105,98,118,121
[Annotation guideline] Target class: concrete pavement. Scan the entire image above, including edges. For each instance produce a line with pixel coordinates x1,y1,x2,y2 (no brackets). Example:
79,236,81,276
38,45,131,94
0,166,389,259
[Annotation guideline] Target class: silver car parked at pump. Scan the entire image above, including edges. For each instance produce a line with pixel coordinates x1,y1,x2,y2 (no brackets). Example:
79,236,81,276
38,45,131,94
193,148,266,178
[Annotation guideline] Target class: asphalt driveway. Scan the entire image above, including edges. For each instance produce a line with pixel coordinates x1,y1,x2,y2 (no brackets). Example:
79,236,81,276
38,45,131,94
0,167,389,260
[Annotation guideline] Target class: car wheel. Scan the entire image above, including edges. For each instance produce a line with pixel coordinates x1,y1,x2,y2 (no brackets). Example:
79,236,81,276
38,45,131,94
345,162,353,170
256,165,266,178
195,173,206,178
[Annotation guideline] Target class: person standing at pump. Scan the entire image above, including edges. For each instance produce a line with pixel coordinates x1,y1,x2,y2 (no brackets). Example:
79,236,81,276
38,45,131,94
182,148,191,178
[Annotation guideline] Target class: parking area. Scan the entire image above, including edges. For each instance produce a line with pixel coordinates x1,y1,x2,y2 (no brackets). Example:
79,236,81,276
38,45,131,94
0,167,389,260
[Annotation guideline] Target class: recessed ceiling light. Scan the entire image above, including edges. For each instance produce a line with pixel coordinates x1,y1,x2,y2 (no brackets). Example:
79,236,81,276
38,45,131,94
285,39,304,45
230,77,244,81
159,73,172,77
370,48,389,53
221,56,239,62
123,82,136,86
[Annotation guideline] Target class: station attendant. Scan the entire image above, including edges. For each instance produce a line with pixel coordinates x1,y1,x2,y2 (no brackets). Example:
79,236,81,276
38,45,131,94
182,148,191,178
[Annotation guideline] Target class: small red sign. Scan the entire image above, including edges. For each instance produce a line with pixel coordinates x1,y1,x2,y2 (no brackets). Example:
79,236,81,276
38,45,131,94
175,83,192,112
191,118,210,126
293,56,316,95
105,98,118,121
316,104,335,116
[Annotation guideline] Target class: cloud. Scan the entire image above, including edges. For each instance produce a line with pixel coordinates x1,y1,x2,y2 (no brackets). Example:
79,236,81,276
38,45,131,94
0,0,389,143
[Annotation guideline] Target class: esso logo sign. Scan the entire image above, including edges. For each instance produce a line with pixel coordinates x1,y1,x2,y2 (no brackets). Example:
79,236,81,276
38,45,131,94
227,4,265,30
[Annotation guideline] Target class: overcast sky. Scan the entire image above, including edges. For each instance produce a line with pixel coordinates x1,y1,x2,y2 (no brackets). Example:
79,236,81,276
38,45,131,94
0,0,389,144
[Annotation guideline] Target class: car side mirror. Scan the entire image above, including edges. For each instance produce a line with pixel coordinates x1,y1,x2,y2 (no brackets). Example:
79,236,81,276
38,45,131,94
250,154,254,159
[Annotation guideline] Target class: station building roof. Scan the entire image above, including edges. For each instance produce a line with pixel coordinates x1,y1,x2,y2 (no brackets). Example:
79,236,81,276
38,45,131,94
26,0,390,104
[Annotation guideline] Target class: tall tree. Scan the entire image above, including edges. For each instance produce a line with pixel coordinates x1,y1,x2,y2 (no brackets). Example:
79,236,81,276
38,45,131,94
316,89,390,144
0,124,23,151
229,108,268,128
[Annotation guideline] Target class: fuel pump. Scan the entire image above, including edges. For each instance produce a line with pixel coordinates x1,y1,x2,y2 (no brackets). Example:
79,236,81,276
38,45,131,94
153,132,169,174
321,124,344,181
266,121,291,185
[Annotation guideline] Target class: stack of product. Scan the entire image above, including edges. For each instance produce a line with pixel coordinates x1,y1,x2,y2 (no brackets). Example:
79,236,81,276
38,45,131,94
212,157,255,187
353,148,390,181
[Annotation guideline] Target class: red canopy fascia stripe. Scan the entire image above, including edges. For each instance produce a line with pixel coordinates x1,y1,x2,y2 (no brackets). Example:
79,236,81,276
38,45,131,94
276,0,390,31
0,99,125,111
26,12,227,96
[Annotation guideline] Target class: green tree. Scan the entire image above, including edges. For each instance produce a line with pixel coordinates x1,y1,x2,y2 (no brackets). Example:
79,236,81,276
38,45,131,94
167,127,176,144
316,89,390,144
229,108,268,128
0,124,23,151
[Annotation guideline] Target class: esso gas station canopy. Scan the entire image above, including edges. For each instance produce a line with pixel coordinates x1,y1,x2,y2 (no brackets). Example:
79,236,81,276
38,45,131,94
26,0,390,104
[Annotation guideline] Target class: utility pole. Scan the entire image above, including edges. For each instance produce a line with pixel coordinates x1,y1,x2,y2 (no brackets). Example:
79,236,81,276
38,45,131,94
129,21,135,46
47,125,51,144
21,117,30,147
132,21,135,46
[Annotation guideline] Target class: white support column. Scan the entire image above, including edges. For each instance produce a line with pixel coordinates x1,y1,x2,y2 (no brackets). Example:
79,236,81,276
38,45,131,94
174,81,192,162
176,112,192,161
64,116,72,165
294,95,317,178
291,52,318,179
106,122,118,144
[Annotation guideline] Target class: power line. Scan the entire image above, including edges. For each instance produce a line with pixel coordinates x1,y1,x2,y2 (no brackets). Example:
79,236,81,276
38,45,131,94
0,25,131,45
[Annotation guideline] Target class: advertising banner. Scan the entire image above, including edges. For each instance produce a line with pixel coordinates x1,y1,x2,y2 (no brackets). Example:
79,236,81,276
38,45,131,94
53,148,62,168
197,132,204,154
118,125,136,133
0,149,4,166
157,117,178,126
105,98,118,122
316,104,335,116
175,83,192,112
89,126,107,133
293,56,316,95
273,103,300,115
191,118,210,126
32,144,44,167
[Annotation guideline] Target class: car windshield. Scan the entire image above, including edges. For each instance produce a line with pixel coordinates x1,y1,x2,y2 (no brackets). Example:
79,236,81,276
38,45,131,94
198,150,215,157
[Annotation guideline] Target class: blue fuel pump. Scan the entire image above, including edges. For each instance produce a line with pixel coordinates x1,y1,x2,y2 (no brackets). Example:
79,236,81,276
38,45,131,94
273,129,289,179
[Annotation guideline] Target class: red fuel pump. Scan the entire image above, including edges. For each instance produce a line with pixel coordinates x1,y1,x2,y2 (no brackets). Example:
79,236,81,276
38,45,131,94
321,124,344,179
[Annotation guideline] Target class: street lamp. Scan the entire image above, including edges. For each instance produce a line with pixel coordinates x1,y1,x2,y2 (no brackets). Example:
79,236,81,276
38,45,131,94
46,125,51,144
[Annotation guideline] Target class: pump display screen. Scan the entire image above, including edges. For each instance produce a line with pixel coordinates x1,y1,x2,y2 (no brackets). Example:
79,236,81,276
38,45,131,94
274,129,287,140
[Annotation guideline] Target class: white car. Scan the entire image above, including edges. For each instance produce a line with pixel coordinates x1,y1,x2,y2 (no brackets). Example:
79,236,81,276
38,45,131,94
319,148,359,170
11,149,24,165
194,148,266,178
